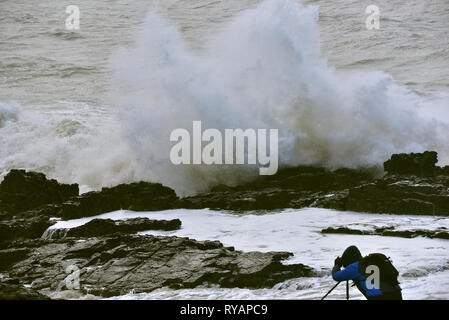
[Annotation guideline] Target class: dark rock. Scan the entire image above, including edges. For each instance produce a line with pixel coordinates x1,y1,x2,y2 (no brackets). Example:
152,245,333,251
384,151,438,177
312,191,349,211
244,166,374,192
0,170,78,217
0,223,13,242
210,184,234,192
438,166,449,176
176,153,449,215
44,217,182,240
177,189,301,211
321,226,449,240
1,170,178,221
321,227,366,236
342,176,449,215
55,182,178,220
0,248,30,270
0,216,55,243
3,235,315,298
1,150,447,223
0,281,49,300
176,166,374,211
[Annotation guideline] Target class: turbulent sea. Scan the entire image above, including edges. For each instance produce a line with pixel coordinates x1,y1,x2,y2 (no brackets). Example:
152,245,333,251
1,0,449,299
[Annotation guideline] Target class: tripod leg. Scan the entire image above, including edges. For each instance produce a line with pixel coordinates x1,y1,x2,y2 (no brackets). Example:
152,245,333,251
346,281,349,300
321,281,341,300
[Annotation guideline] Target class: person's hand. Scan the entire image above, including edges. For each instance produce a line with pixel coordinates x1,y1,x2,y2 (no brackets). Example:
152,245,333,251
334,256,342,266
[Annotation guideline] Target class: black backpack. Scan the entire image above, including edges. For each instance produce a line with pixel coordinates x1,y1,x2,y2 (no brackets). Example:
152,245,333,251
358,253,400,285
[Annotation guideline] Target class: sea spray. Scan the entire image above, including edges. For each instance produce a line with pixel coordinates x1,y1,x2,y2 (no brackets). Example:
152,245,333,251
0,102,138,190
111,0,445,195
0,102,20,128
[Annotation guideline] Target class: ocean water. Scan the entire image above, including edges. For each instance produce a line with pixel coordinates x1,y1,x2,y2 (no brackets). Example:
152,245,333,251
2,0,449,300
46,208,449,300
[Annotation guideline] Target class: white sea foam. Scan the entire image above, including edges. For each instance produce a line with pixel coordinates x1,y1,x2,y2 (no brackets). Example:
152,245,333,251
111,0,448,195
0,101,138,189
0,102,20,128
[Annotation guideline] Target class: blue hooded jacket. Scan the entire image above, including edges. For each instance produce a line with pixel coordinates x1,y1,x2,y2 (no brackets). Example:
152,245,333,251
332,261,383,297
332,246,401,298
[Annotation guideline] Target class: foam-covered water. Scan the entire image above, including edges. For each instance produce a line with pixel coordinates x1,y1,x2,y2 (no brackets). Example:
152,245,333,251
46,208,449,300
1,0,449,194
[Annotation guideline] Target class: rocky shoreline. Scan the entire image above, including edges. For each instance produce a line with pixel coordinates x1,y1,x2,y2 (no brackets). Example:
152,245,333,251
321,226,449,240
0,151,448,299
177,151,449,215
2,235,315,298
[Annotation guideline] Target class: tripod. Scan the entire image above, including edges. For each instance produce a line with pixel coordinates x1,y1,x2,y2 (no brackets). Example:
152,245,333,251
321,281,350,300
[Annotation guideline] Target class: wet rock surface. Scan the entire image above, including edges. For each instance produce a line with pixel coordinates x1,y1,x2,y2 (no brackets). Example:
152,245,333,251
43,217,182,240
384,151,438,177
0,281,49,300
0,170,178,222
43,181,179,220
321,226,449,240
0,216,55,243
0,170,180,247
317,151,448,215
175,166,375,211
0,169,78,219
0,235,315,298
177,151,449,216
2,151,448,220
318,175,449,215
70,182,176,219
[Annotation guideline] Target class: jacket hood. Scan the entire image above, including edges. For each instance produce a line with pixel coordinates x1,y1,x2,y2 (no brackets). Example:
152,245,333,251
342,246,362,267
